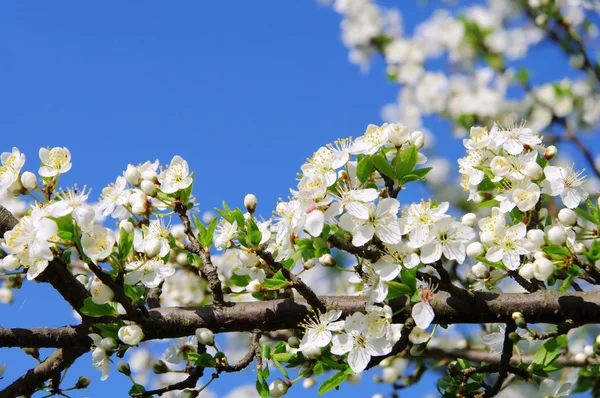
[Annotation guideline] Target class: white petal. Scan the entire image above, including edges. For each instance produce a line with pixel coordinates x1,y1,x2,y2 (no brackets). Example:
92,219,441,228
348,346,370,373
412,302,435,330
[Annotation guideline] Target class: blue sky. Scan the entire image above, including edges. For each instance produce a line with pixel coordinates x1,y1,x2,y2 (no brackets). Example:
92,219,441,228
0,1,597,397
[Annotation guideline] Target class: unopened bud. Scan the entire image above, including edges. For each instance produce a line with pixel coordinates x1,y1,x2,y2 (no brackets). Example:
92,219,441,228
574,242,586,254
460,213,477,227
20,172,37,190
119,220,134,234
545,145,558,159
303,258,316,269
409,131,425,148
244,194,257,214
471,262,489,279
75,376,91,389
124,165,141,186
466,242,484,259
144,238,162,258
512,312,526,328
302,378,316,389
269,379,290,398
152,360,169,374
509,332,521,342
548,226,567,246
195,328,215,346
117,360,131,376
409,344,425,357
558,208,577,226
140,180,157,196
288,336,300,349
319,254,336,268
247,279,262,293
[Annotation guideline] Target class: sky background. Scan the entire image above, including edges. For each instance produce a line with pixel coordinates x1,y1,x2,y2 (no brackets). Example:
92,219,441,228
0,1,597,397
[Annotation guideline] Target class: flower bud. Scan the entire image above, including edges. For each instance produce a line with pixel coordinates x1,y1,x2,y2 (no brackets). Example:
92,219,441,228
533,258,554,281
347,373,361,384
100,337,117,351
171,224,186,242
548,226,567,246
319,253,336,268
381,367,399,383
596,334,600,346
409,131,425,148
522,162,543,180
288,336,300,349
526,229,545,249
519,262,535,280
533,251,547,260
118,324,144,346
480,231,494,246
471,262,489,279
239,251,260,267
20,172,37,190
574,242,586,254
1,255,21,271
142,169,158,182
269,379,290,398
509,332,521,342
545,145,558,159
466,242,484,259
538,208,548,221
244,194,257,214
302,344,322,359
409,344,425,357
247,279,262,293
125,165,142,186
558,208,577,226
75,376,91,389
460,213,477,227
119,220,134,234
584,345,594,357
117,360,131,376
144,238,162,258
176,252,188,266
512,312,525,327
302,378,316,389
575,352,587,364
140,180,157,196
195,328,215,346
152,359,169,374
303,258,316,269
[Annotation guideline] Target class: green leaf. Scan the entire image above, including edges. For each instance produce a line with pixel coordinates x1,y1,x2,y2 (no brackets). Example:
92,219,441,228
372,154,396,180
179,172,194,204
356,155,373,183
318,368,352,395
272,353,295,363
261,344,271,360
199,216,218,248
385,281,413,300
477,199,500,209
313,362,324,376
532,338,560,367
129,384,146,396
192,353,216,368
229,271,252,287
544,246,571,257
586,240,600,263
262,276,289,290
118,227,134,262
272,356,289,378
124,284,145,303
400,267,417,291
586,198,600,224
411,167,432,179
395,146,418,179
80,298,118,318
573,208,597,225
93,322,123,339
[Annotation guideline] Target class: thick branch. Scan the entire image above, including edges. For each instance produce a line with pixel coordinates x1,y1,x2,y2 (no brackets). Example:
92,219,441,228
0,347,88,398
6,291,600,348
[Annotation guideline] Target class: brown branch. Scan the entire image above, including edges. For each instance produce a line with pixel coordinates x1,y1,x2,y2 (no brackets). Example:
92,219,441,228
425,346,594,367
484,322,516,398
5,291,600,349
147,281,164,309
256,249,326,312
216,332,261,373
0,347,88,398
174,201,224,304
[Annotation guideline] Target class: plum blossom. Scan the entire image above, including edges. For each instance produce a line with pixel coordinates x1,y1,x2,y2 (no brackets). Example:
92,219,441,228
38,147,72,177
0,147,26,189
541,165,588,209
214,219,238,250
124,258,175,288
339,198,402,246
494,123,541,155
485,223,529,270
301,146,348,186
400,200,449,247
158,155,193,194
412,282,436,330
331,312,392,373
419,218,475,264
299,309,344,350
81,226,116,264
349,124,390,155
46,187,96,231
97,176,130,219
331,186,379,220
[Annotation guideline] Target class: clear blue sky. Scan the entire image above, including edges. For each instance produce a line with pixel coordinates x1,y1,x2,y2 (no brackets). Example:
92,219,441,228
0,1,596,397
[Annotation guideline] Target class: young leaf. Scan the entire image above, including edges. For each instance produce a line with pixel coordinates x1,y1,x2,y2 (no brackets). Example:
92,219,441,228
356,155,373,183
318,369,351,395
